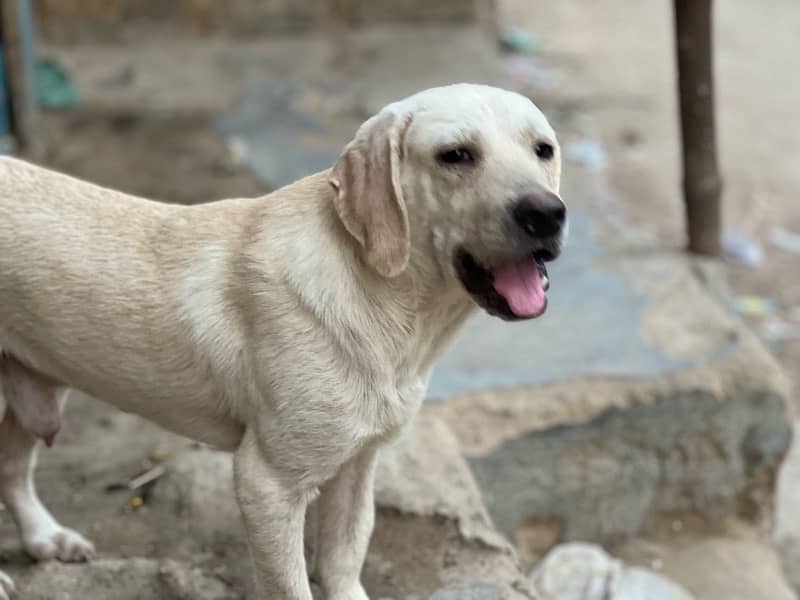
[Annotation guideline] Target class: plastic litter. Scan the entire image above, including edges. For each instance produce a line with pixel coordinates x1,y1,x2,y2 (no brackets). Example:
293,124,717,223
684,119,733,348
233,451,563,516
769,227,800,254
227,136,248,166
501,56,555,90
761,318,800,343
721,230,763,266
564,138,607,170
731,295,776,317
128,464,166,490
96,65,135,90
498,27,540,54
149,449,171,462
36,58,79,109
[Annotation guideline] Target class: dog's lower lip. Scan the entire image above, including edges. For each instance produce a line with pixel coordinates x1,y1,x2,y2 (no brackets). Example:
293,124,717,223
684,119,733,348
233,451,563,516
534,254,549,291
454,247,554,321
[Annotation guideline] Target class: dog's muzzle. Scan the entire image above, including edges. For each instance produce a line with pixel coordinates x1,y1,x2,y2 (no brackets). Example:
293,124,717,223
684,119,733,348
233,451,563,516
455,189,565,321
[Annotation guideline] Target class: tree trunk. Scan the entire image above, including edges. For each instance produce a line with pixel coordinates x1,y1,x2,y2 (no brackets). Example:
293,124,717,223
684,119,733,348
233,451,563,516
674,0,721,255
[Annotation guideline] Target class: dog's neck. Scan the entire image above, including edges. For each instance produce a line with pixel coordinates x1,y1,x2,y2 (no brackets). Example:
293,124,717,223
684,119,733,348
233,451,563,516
335,245,476,382
394,253,476,379
406,286,476,381
268,170,476,388
339,219,477,380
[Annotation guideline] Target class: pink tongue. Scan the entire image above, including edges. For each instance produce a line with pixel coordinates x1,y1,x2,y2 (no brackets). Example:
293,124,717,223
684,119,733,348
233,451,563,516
492,258,546,317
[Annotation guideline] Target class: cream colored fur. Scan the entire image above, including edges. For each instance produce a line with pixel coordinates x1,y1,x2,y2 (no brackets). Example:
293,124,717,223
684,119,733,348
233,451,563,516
0,84,562,600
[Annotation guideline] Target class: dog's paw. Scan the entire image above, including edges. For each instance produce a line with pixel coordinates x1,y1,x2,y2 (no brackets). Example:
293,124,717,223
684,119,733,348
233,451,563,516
0,570,15,600
327,584,369,600
24,525,95,563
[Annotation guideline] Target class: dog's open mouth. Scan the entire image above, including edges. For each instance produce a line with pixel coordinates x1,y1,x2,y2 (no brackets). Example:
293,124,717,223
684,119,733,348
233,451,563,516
455,249,553,321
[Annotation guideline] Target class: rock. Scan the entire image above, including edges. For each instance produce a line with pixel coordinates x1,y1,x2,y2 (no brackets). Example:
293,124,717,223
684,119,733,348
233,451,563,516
375,410,509,550
515,516,562,568
617,568,695,600
364,410,537,599
774,421,800,592
530,542,693,600
431,580,505,600
616,527,797,600
10,558,239,600
159,559,240,600
430,277,792,545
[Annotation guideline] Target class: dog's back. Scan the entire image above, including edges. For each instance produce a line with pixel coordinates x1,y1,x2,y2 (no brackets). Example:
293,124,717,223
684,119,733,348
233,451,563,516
0,157,247,447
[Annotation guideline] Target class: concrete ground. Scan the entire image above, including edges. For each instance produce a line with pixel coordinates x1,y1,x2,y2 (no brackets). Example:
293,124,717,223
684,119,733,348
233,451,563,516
1,2,798,598
498,0,800,384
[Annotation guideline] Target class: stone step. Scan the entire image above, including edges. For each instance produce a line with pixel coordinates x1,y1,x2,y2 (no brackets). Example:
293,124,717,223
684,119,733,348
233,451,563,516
9,558,239,600
615,525,798,600
531,534,798,600
369,411,533,598
430,289,792,563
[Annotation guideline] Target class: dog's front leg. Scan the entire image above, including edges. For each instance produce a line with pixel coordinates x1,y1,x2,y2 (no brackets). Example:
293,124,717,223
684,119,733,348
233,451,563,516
234,428,314,600
315,446,378,600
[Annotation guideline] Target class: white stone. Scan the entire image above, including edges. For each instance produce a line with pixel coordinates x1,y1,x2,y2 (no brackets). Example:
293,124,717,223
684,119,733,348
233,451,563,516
531,542,693,600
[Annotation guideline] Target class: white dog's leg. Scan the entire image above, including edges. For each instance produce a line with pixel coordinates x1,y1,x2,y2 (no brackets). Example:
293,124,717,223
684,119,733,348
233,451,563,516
0,409,94,563
315,447,377,600
234,428,314,600
0,569,15,600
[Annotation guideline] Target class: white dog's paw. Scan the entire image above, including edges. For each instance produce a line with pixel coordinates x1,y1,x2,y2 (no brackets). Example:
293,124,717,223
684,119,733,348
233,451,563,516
0,570,15,599
328,584,369,600
24,525,95,563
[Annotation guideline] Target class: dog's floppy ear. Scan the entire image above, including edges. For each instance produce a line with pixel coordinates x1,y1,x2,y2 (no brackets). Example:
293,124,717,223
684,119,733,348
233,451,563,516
330,111,411,278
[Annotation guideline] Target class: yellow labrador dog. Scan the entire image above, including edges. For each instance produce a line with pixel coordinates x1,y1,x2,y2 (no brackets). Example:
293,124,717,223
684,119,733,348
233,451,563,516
0,84,565,599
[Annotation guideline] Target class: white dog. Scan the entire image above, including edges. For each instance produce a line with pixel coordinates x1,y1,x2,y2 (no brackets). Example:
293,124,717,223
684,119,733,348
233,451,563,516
0,84,565,599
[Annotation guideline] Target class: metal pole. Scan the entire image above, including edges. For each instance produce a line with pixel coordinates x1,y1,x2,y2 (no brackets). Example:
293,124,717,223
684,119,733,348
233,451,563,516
674,0,722,255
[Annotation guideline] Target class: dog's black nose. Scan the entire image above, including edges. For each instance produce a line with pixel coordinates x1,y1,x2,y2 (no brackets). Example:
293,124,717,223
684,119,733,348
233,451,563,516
512,190,566,238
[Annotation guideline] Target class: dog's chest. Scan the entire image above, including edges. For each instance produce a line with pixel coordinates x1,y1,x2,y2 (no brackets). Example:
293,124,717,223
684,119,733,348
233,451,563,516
363,374,426,443
367,300,474,439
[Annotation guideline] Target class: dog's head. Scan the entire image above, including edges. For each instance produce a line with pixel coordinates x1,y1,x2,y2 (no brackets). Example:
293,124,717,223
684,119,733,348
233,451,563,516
330,84,565,321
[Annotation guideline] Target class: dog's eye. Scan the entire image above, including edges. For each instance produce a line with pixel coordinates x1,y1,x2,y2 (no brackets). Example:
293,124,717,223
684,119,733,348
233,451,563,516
534,142,555,161
437,148,474,165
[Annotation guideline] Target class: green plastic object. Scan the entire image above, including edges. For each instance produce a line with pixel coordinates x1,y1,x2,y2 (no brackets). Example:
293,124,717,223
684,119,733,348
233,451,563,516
36,58,79,109
498,27,540,54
